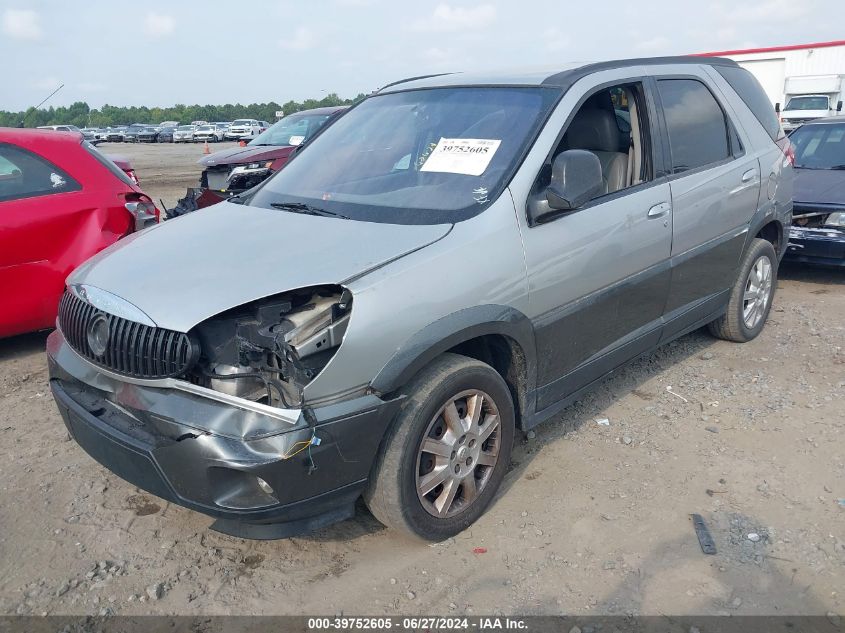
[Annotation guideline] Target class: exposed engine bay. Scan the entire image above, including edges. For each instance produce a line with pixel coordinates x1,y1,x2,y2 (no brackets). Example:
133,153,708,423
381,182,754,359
168,164,277,217
792,207,845,230
202,162,274,197
188,286,351,408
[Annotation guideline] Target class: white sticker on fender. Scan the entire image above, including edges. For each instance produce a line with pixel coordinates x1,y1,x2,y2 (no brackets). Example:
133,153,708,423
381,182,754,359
420,138,501,176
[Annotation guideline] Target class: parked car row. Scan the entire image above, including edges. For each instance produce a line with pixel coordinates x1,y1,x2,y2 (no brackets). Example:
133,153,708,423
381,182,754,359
36,120,273,144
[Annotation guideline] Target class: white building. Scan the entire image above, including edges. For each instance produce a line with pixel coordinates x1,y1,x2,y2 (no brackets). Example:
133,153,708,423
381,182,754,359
698,40,845,109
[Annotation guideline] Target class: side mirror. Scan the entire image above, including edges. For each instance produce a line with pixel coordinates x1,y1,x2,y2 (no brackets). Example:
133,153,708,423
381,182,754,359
837,101,843,112
775,102,781,113
547,150,603,210
528,150,603,224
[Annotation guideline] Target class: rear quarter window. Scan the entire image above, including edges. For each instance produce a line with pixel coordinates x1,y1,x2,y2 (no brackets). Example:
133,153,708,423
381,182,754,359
0,142,81,202
715,65,783,142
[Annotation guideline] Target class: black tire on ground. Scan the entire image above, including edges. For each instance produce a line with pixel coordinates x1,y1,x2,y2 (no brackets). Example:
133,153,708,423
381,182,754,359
364,353,515,541
708,237,778,343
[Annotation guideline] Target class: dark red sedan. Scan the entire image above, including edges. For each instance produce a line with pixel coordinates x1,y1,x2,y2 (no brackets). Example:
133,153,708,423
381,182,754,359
0,128,159,338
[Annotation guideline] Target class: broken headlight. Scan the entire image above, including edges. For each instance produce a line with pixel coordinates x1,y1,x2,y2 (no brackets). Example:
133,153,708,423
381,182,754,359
824,211,845,228
189,286,352,408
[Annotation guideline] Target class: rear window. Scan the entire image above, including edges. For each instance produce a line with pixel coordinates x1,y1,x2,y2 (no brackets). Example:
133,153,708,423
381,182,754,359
788,123,845,169
715,65,782,141
82,141,135,187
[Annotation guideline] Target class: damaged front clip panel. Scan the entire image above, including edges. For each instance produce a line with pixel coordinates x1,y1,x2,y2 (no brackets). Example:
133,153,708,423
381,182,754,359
190,285,353,409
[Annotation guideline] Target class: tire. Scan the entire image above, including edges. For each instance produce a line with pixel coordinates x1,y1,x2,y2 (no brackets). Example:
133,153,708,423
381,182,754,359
364,353,515,541
708,238,777,343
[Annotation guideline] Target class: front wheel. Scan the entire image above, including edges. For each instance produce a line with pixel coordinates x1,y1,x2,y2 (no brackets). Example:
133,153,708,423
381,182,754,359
364,353,515,541
708,238,777,342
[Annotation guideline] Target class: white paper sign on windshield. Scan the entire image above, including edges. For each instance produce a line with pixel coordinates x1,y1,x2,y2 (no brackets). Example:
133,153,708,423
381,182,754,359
420,138,501,176
289,135,305,146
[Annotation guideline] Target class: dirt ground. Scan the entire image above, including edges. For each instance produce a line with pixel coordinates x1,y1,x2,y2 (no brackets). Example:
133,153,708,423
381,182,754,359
0,145,843,617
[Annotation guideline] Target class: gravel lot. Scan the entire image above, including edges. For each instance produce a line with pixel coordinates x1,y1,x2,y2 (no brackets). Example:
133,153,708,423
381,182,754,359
0,143,843,617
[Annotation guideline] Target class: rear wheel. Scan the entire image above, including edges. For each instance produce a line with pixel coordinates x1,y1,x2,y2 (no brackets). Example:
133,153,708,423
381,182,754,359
364,353,515,541
708,238,777,342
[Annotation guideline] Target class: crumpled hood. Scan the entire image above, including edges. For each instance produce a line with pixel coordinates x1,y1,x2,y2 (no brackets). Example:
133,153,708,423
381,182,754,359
199,145,293,167
794,168,845,206
69,202,451,332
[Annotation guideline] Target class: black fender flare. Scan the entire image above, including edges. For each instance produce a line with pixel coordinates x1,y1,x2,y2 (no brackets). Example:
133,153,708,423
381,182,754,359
370,304,537,412
744,200,786,258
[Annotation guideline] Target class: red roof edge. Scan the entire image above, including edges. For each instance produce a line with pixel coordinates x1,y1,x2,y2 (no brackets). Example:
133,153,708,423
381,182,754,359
694,40,845,57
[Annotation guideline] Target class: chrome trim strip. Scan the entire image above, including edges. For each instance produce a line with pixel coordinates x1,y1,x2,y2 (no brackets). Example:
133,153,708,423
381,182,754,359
69,284,158,327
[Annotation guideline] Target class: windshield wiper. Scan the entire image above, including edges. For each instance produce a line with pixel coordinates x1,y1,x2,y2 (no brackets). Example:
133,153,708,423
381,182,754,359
829,165,845,170
269,201,349,219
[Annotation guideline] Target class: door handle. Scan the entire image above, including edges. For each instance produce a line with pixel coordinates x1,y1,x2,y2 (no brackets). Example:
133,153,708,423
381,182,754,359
647,202,671,219
741,168,758,183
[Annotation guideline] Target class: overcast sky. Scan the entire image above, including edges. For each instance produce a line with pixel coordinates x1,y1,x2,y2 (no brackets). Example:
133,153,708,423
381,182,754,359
1,0,842,111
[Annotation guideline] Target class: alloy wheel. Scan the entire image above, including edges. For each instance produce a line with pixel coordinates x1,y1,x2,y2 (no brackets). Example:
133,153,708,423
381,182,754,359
415,389,501,518
742,255,773,329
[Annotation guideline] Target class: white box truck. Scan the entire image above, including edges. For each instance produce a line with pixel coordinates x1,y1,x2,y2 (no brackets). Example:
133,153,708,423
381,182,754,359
778,74,845,132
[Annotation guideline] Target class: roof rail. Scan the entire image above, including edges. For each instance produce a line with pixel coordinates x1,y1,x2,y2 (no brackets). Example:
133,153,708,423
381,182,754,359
542,55,738,86
377,73,456,92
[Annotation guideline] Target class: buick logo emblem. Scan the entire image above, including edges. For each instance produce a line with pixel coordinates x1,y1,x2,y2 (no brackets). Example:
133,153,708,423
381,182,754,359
87,313,110,357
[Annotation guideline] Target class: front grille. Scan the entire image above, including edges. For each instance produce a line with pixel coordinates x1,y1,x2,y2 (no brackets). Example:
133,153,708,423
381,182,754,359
58,292,198,379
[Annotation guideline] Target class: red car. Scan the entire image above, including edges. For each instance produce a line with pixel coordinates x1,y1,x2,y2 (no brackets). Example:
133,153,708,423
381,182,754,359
0,128,159,338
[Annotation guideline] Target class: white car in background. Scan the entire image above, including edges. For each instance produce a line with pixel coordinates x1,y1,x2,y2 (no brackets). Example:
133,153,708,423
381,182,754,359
225,119,262,140
173,125,196,143
193,124,225,143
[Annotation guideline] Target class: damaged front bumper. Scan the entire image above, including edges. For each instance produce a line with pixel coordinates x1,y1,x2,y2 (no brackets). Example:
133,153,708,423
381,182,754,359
166,165,276,215
47,329,402,539
203,164,274,195
785,225,845,266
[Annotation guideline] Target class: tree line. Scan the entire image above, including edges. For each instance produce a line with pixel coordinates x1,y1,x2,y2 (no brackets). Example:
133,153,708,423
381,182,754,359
0,92,367,129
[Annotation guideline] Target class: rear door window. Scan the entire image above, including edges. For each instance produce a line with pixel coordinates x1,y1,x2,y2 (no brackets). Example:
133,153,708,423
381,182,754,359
0,143,81,202
657,79,730,174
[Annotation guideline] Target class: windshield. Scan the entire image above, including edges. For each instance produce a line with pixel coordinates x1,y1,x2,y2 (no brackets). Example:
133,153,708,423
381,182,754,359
248,87,560,224
789,123,845,169
176,126,192,131
249,113,333,146
785,96,829,111
232,119,251,126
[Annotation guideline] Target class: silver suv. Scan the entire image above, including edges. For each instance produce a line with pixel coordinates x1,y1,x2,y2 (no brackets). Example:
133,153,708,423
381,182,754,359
48,57,792,541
